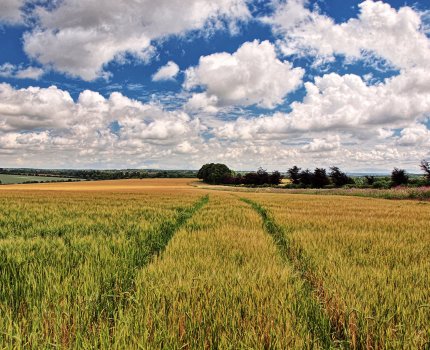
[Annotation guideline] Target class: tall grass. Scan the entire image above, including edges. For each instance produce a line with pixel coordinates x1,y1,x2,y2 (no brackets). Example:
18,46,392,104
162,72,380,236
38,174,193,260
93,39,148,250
0,188,204,348
246,193,430,348
282,186,430,200
110,194,324,348
1,180,429,349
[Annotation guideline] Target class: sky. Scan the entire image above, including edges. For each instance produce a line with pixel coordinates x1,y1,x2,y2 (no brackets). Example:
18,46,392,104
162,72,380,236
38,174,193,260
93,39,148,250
0,0,429,172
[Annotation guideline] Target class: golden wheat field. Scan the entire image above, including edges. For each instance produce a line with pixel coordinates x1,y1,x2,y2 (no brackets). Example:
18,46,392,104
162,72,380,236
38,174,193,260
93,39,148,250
0,179,429,349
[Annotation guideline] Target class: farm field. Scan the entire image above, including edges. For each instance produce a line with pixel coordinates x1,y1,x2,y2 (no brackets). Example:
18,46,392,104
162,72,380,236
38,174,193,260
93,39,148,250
0,174,77,185
0,179,429,349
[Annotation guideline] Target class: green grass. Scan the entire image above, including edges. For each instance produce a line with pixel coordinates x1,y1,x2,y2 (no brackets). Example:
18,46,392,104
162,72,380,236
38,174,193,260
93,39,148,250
0,174,78,184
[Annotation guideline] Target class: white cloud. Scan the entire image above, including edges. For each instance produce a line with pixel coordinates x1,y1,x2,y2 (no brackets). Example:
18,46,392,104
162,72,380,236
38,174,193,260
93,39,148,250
0,0,25,24
23,0,250,80
0,83,205,168
184,92,220,113
152,61,180,82
396,123,430,146
184,40,304,109
0,83,74,132
14,66,45,79
2,1,430,171
0,63,15,77
0,80,428,171
0,63,44,80
268,0,430,70
303,135,340,153
215,69,430,141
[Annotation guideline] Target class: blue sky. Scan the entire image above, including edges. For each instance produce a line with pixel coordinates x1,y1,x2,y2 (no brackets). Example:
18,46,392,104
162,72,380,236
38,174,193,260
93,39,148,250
0,0,430,171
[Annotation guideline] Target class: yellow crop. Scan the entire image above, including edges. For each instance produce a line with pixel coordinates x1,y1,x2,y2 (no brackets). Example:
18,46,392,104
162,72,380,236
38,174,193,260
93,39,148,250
0,180,428,349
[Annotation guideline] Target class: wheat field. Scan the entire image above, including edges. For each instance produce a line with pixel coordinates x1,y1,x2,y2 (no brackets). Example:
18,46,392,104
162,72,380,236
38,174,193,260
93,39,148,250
0,179,429,349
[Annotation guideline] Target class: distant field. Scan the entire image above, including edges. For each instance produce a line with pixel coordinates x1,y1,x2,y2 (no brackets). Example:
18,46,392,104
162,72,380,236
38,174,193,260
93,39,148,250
193,181,430,200
0,179,428,349
0,174,77,184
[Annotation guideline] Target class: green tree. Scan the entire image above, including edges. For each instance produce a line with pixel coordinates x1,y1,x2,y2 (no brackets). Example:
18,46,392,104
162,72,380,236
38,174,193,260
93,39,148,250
364,175,375,186
299,169,312,187
197,163,232,184
287,166,301,185
420,160,430,183
329,166,352,187
311,168,330,188
391,168,408,186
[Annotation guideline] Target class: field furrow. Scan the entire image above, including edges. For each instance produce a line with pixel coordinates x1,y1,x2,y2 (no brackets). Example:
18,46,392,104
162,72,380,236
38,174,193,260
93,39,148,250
244,193,430,349
109,194,321,349
0,188,205,349
1,180,429,349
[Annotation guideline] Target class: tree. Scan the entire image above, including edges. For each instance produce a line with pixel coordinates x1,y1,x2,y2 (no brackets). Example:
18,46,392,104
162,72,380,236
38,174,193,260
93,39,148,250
329,166,352,187
287,166,301,185
299,169,312,187
243,172,259,185
364,175,375,186
256,167,269,185
391,168,408,186
420,160,430,183
311,168,330,188
269,171,282,185
197,163,232,184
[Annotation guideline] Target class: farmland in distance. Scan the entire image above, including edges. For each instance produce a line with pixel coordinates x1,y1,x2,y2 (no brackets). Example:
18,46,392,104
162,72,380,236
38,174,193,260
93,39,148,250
0,174,78,185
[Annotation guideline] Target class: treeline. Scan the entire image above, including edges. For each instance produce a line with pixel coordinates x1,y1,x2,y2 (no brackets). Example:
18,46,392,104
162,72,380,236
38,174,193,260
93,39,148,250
286,166,354,188
198,160,430,188
197,163,282,185
0,168,197,180
287,164,430,188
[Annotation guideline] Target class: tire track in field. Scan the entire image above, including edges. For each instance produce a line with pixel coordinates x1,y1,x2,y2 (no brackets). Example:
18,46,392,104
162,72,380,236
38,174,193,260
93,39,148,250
241,197,352,349
95,194,209,326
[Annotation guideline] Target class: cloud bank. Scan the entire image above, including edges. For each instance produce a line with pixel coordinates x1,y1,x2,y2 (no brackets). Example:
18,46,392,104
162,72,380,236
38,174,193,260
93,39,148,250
0,0,429,171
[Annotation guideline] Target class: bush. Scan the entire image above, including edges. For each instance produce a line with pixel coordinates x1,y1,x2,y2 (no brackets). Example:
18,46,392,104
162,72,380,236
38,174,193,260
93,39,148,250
372,179,391,189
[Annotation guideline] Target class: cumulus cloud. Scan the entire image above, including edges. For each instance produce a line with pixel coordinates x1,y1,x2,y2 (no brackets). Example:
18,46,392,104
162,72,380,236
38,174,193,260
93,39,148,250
184,40,304,109
0,81,428,170
0,83,205,167
2,1,430,171
23,0,250,80
216,70,430,140
396,123,430,146
303,135,340,153
152,61,180,82
0,0,25,24
0,83,74,132
0,63,44,80
184,92,220,114
268,0,430,70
